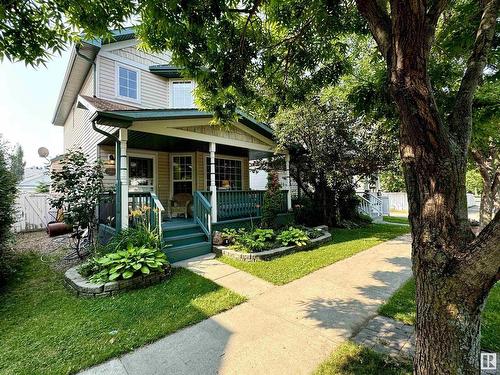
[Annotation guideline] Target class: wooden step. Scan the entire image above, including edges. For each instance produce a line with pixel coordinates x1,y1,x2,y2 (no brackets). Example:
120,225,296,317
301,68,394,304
165,241,212,263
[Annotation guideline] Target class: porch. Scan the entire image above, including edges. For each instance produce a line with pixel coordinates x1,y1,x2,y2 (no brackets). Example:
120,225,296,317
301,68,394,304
82,96,292,261
98,189,291,262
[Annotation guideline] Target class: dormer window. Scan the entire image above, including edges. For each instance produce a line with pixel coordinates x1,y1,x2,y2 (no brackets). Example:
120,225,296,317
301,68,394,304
171,81,195,108
116,64,140,102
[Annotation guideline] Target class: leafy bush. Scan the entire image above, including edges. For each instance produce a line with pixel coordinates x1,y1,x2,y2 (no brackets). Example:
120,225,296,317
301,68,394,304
0,138,17,283
84,245,169,283
98,225,162,256
231,228,275,253
277,227,309,247
261,171,283,229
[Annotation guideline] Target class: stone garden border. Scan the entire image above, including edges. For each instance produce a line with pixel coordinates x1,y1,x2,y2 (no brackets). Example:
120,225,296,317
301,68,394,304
64,265,172,298
213,225,331,262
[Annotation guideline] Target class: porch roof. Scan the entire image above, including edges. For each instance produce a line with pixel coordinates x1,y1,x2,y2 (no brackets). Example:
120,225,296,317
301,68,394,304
92,107,274,139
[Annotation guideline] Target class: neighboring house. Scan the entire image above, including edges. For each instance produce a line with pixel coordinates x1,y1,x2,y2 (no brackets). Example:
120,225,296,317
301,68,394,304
18,167,50,193
52,28,292,262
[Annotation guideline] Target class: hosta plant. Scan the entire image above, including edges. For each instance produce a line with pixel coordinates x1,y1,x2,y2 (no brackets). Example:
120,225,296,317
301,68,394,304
277,227,310,247
87,245,169,283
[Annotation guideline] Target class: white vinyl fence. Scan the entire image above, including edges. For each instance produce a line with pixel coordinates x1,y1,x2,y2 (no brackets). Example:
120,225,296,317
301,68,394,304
13,193,53,233
382,192,477,212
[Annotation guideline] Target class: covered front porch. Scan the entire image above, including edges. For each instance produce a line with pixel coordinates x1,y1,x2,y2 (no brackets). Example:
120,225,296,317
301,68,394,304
86,98,291,261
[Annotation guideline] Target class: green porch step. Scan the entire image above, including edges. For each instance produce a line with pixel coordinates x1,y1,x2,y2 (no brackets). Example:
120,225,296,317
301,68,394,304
163,223,203,237
165,232,207,247
164,241,212,263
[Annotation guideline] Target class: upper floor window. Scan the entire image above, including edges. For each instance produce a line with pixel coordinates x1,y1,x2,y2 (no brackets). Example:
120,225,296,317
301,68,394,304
116,64,139,101
171,81,195,108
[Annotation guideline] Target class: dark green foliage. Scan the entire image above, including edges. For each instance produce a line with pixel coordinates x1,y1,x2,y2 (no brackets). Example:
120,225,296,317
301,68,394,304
380,170,406,192
276,98,396,226
84,245,169,283
9,144,25,182
261,171,283,229
0,138,17,283
0,0,135,66
50,149,104,230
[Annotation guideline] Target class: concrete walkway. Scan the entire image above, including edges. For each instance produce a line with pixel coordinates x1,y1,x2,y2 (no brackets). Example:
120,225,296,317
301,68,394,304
80,234,412,375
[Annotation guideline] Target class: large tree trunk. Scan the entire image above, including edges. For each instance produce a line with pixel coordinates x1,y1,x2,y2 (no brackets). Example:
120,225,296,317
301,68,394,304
355,0,500,373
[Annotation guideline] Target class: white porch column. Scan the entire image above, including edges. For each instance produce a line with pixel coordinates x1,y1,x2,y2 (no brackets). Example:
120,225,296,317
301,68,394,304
119,128,129,229
285,153,292,211
209,142,218,222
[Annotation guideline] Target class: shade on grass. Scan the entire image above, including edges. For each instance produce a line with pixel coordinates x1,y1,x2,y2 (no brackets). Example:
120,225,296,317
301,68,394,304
0,254,245,375
220,224,410,285
383,216,409,225
314,341,412,375
379,278,500,352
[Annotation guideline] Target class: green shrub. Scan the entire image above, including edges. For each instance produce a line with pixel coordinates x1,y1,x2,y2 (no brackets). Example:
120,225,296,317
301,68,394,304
277,227,309,246
84,245,169,283
231,228,275,253
98,225,162,255
261,171,283,229
0,138,17,283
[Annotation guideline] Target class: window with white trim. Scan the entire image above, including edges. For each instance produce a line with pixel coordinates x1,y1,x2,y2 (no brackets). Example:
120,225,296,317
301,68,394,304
206,157,242,190
129,157,154,192
172,155,193,195
117,65,139,100
171,81,195,108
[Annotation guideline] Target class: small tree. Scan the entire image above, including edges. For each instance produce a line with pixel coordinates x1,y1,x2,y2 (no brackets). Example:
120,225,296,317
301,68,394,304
0,137,17,283
260,171,282,229
50,150,104,238
9,144,25,182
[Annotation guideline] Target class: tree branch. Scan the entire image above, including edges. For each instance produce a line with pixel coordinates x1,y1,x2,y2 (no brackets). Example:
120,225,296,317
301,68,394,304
355,0,391,59
449,0,499,147
460,210,500,292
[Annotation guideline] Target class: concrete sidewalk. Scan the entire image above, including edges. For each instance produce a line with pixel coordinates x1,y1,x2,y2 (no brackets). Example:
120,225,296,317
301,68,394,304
80,234,412,375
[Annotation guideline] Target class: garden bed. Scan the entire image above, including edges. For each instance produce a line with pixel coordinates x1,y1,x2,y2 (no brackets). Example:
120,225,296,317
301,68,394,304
64,265,172,298
214,225,331,261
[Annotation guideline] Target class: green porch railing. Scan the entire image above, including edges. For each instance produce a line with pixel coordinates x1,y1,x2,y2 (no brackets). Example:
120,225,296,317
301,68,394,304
99,192,164,235
200,190,289,222
129,192,164,235
193,191,211,237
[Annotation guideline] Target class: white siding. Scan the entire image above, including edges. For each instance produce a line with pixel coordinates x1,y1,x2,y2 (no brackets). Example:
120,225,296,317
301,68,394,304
63,70,117,161
111,47,171,66
97,56,171,108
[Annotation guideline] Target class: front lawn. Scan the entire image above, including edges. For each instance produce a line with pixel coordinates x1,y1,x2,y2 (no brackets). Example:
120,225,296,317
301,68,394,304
0,253,245,375
220,224,410,285
383,216,409,225
314,342,412,375
379,278,500,352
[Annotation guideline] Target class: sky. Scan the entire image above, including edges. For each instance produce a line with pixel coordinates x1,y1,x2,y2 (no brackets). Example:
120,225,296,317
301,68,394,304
0,49,71,167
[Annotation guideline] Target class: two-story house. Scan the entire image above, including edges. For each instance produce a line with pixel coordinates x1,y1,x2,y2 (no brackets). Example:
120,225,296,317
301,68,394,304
52,28,292,262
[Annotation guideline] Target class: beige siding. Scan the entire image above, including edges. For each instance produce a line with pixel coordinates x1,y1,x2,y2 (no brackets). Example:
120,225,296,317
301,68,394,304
177,125,270,147
157,152,170,207
242,157,250,190
111,47,171,66
97,146,170,208
63,70,118,161
97,56,171,108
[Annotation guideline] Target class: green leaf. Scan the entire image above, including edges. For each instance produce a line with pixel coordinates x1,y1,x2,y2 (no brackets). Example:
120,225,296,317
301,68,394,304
109,272,120,281
140,266,150,275
122,270,134,279
132,263,142,270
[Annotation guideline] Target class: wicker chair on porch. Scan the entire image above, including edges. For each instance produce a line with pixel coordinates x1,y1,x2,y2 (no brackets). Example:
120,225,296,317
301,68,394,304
169,193,192,218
